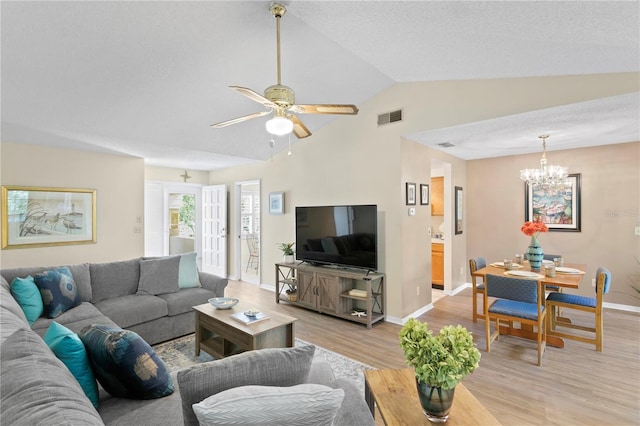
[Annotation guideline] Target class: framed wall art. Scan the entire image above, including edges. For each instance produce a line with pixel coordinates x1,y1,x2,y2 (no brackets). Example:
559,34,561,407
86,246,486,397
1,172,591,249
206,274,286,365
420,184,429,205
406,182,416,205
269,191,284,215
2,186,96,249
455,186,463,235
524,173,581,232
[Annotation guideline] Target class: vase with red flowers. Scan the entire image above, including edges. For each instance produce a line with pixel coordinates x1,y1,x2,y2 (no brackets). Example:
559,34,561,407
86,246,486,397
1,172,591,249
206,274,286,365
521,221,548,271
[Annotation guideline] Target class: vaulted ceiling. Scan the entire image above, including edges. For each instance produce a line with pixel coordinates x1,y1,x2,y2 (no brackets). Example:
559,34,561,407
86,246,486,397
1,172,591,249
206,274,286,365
2,1,638,170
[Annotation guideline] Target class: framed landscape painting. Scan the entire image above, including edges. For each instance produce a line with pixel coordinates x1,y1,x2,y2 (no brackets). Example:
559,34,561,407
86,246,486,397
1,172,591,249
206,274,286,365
524,173,581,232
2,186,96,249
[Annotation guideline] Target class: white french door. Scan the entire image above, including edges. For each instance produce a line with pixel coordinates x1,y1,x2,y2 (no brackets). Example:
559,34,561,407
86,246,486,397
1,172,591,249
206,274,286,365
202,185,227,277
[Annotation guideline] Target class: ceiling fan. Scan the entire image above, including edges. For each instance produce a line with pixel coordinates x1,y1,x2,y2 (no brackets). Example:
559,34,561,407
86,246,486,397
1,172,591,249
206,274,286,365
211,3,359,139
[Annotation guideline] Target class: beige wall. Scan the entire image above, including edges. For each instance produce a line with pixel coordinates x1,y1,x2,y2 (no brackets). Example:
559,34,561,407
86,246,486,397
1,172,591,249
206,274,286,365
2,72,637,318
1,142,145,267
207,73,639,319
467,142,640,306
145,166,209,185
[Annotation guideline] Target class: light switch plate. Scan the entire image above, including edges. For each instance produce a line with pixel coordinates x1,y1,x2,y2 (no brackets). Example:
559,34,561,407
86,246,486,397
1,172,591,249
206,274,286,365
408,208,416,216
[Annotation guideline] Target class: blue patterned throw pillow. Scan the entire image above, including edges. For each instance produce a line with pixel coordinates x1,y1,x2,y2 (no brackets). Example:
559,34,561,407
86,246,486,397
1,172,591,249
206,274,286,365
34,267,81,318
79,324,173,399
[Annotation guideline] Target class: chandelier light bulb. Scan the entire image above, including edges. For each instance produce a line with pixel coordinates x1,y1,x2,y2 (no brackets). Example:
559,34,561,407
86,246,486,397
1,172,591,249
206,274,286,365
265,116,293,136
520,134,570,190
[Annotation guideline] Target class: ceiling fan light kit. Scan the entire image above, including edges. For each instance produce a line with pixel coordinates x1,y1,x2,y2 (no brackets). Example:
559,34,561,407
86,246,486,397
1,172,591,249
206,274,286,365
266,114,293,136
211,3,358,139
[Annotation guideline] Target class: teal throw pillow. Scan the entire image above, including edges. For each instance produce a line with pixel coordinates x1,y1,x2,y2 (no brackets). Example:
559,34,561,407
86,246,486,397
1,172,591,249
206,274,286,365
178,252,201,288
44,321,99,408
79,324,173,399
10,275,44,325
34,267,81,318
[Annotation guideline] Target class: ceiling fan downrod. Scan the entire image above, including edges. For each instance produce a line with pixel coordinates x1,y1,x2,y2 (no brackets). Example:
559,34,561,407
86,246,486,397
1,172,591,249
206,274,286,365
270,3,286,86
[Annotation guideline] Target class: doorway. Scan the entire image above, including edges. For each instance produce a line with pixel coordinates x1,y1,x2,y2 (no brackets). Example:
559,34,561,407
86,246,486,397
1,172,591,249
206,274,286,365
168,193,196,255
430,160,452,301
236,180,260,284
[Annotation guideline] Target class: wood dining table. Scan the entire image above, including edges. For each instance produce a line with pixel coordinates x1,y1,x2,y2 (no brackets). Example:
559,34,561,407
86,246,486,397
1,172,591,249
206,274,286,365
472,261,587,348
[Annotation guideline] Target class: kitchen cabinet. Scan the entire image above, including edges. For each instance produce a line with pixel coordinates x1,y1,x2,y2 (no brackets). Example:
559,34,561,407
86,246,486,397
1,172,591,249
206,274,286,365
431,177,444,216
432,242,444,288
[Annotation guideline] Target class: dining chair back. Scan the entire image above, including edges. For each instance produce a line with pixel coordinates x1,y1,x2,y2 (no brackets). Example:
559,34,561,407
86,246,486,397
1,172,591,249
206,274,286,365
469,257,486,322
245,234,260,272
484,274,546,366
546,267,611,351
543,254,562,261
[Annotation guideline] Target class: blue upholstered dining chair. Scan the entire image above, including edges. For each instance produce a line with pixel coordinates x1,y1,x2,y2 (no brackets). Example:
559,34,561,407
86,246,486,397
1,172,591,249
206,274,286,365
469,257,486,322
546,267,611,351
484,274,546,366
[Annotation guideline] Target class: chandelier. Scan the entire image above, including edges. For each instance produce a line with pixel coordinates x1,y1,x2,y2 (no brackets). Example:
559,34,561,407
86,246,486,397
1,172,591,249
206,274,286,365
520,135,570,189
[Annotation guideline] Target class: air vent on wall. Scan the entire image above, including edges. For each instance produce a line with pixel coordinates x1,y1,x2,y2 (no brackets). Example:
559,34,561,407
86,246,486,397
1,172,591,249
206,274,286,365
377,109,403,126
437,142,455,148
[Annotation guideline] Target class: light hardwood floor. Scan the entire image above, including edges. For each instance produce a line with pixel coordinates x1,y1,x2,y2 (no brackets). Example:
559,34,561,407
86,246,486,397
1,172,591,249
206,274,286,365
225,280,640,425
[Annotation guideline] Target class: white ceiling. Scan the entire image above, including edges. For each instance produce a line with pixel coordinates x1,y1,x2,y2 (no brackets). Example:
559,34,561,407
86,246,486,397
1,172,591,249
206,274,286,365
1,1,638,170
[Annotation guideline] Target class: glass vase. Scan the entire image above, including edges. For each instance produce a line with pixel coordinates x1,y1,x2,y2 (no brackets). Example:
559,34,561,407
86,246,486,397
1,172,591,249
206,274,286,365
415,380,456,423
527,236,544,271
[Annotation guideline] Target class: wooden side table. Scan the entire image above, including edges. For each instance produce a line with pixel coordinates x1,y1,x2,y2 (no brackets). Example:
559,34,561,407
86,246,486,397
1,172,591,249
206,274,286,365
364,368,500,426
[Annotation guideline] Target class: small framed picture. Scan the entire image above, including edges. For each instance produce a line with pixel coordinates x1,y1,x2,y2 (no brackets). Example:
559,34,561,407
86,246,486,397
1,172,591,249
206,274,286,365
420,184,429,205
406,182,416,205
455,186,463,235
269,192,284,215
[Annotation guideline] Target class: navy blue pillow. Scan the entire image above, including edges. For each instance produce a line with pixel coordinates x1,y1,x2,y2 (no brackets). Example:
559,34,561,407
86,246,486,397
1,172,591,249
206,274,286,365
34,267,81,318
79,324,173,399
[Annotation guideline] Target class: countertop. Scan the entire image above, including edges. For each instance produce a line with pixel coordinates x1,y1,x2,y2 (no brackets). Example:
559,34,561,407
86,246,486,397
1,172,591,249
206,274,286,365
431,238,445,244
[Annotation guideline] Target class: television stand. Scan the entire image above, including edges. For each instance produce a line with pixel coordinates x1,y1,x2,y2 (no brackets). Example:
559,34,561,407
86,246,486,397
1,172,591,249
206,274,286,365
275,262,385,329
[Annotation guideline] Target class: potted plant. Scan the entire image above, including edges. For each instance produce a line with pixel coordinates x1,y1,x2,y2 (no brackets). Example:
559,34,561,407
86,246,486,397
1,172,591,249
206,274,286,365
277,242,295,263
399,318,481,422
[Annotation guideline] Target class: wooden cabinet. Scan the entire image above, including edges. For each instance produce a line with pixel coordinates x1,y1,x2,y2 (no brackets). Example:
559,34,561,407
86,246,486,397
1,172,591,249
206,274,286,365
275,263,385,329
431,177,444,216
432,243,444,288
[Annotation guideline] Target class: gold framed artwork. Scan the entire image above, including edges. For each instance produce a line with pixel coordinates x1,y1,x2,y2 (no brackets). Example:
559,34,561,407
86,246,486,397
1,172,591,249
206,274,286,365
2,186,96,249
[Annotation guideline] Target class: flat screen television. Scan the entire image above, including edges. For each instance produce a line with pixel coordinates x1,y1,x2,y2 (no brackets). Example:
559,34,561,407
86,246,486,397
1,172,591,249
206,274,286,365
295,204,377,271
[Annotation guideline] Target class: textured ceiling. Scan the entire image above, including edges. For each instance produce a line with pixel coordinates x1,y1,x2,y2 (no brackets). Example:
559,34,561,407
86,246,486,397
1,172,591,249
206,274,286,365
1,1,638,170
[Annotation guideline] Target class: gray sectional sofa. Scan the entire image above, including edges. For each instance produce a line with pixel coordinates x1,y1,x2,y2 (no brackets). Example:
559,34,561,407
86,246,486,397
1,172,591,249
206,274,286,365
1,256,228,345
0,256,375,425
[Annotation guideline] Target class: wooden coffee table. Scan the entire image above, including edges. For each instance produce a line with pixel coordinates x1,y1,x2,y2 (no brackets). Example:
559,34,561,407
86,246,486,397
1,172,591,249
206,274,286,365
364,368,500,425
193,302,296,358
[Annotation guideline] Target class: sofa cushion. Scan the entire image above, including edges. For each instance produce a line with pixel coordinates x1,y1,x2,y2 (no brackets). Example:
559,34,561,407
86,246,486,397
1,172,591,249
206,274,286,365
137,255,180,296
179,252,201,288
157,288,215,317
44,321,99,408
94,294,168,328
31,302,116,336
1,276,30,344
10,275,43,325
192,384,344,426
34,267,82,318
178,345,316,426
79,324,174,400
1,263,92,303
90,258,141,303
0,328,103,425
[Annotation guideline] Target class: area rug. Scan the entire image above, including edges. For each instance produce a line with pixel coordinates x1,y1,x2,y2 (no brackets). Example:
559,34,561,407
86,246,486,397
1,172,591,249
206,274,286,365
153,334,373,392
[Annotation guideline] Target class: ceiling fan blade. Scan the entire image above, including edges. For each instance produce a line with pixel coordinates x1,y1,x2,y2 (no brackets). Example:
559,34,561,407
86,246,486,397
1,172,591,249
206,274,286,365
230,86,278,108
288,114,312,139
210,110,271,128
290,104,359,115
